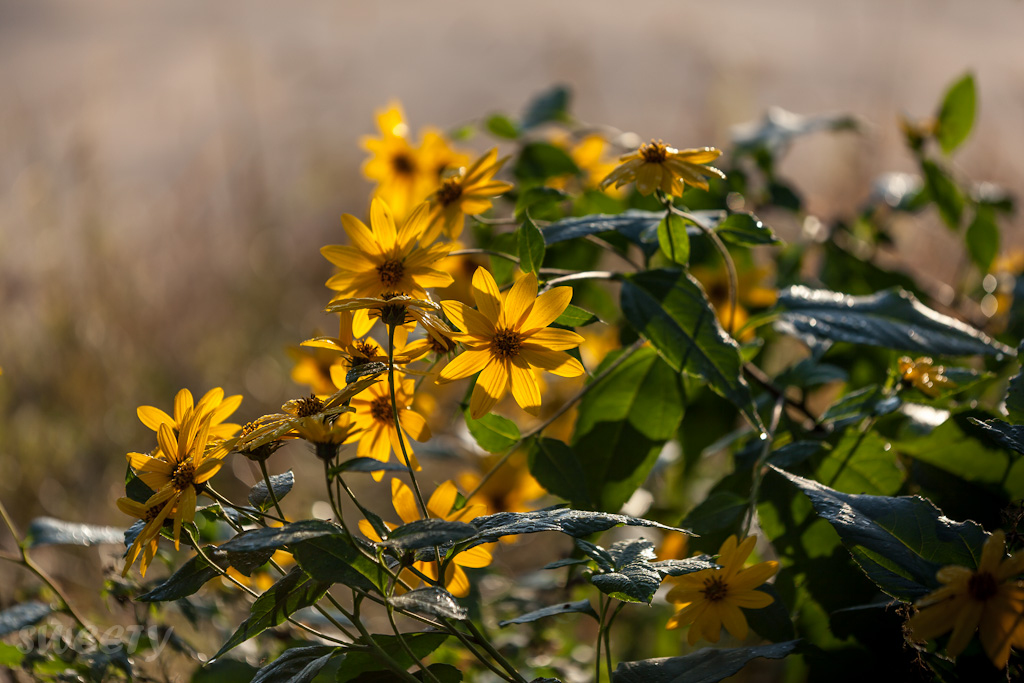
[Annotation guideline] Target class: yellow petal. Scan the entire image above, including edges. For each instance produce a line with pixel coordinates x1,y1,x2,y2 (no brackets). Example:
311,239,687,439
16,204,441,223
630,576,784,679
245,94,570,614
720,602,749,641
441,300,494,337
520,286,573,333
341,214,381,256
522,327,584,351
501,273,538,329
137,406,174,432
472,268,502,324
391,478,419,524
634,163,661,196
509,357,541,416
428,481,458,519
438,349,492,384
519,347,585,377
470,359,509,419
454,543,494,569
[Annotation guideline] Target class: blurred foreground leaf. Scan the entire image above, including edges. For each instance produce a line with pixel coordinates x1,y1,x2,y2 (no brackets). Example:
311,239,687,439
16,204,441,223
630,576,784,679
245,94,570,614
499,599,597,626
0,601,51,637
26,517,123,548
612,640,798,683
936,73,976,155
247,471,294,512
390,587,468,621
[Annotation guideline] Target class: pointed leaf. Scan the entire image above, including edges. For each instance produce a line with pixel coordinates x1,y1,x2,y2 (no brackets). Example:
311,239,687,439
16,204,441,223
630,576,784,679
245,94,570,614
553,304,600,327
521,85,570,130
464,410,521,454
213,567,331,659
347,361,389,384
514,143,578,181
335,633,449,683
590,539,661,604
936,73,976,155
773,466,988,600
716,212,781,246
499,599,597,626
657,213,690,265
330,458,409,475
543,211,700,257
251,645,339,683
26,518,124,548
485,114,519,139
816,430,903,496
218,520,341,553
138,547,227,602
651,556,717,578
620,269,763,431
291,532,386,592
966,206,999,273
247,471,294,512
390,587,467,620
775,286,1012,356
612,640,798,683
517,216,546,276
921,159,963,230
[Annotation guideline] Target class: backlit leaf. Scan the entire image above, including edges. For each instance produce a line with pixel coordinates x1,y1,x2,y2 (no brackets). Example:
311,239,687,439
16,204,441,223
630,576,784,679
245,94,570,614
935,73,976,155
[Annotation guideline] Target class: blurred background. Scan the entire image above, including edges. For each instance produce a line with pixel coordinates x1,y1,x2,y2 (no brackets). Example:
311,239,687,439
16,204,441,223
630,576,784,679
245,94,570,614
1,0,1022,621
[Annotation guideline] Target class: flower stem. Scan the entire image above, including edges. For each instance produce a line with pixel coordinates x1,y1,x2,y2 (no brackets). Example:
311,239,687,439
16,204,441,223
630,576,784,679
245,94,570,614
257,458,286,520
387,322,431,521
743,395,785,537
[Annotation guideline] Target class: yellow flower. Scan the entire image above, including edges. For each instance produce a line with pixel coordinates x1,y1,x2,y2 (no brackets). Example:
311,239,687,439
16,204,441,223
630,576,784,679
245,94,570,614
288,343,344,397
898,356,956,398
691,263,776,340
342,371,430,480
600,140,725,197
358,479,494,598
438,268,584,419
302,311,423,367
361,103,467,221
907,530,1024,668
665,534,779,645
458,451,544,544
124,410,230,572
136,387,242,443
423,149,514,243
547,133,619,193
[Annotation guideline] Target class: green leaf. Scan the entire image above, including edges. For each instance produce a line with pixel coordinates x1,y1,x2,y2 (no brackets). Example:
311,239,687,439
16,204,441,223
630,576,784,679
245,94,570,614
612,640,798,683
464,410,521,454
567,347,685,511
218,520,341,553
716,212,782,246
292,532,385,593
527,438,595,508
0,601,51,636
681,492,749,537
517,216,546,275
521,85,570,130
191,659,259,683
462,507,689,549
335,634,448,683
966,206,999,273
936,73,976,155
485,114,519,139
816,430,903,496
657,213,690,265
773,466,987,600
553,304,599,327
542,210,700,257
25,518,123,548
589,539,662,604
741,583,795,642
329,458,408,475
247,471,294,512
921,159,963,229
515,186,568,221
514,142,579,181
213,567,331,659
620,269,763,432
776,285,1013,356
379,518,478,551
898,410,1019,497
499,599,597,626
251,645,339,683
138,548,226,602
821,385,901,428
1007,343,1024,424
389,586,468,620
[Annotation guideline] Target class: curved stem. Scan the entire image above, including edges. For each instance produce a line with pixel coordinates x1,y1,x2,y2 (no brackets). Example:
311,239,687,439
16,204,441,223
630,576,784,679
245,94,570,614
257,458,286,520
668,204,739,337
538,270,617,292
349,595,422,683
387,323,430,521
742,395,785,538
465,338,645,503
462,620,528,683
386,604,442,683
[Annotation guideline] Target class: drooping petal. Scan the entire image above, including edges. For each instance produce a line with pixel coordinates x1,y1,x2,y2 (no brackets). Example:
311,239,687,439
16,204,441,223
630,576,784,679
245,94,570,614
445,564,471,599
720,602,749,641
427,481,458,519
947,599,985,657
399,408,431,442
634,163,661,196
391,478,420,524
137,406,174,432
454,543,493,569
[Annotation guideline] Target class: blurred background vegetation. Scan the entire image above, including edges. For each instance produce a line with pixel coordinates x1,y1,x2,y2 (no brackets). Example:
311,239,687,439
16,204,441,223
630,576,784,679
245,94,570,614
1,0,1023,630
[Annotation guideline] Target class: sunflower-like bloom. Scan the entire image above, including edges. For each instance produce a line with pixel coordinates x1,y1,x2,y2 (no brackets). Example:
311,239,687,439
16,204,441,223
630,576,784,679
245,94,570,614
898,356,956,398
600,140,725,197
136,387,242,443
124,410,230,574
423,149,513,243
691,262,777,340
302,311,423,367
438,268,584,419
325,294,454,351
341,370,429,480
359,479,493,598
665,534,779,645
116,497,176,577
361,103,467,221
907,530,1024,668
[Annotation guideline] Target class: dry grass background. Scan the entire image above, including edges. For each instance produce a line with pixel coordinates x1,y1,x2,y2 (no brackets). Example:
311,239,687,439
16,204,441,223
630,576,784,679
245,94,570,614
1,0,1023,628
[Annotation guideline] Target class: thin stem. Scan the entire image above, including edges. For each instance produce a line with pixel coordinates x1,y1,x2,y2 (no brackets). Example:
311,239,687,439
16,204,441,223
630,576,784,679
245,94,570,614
595,595,609,683
257,458,286,520
386,605,442,683
538,270,617,292
465,338,645,503
0,499,101,642
742,362,829,435
743,395,785,538
583,234,642,271
444,624,518,683
462,620,528,683
669,204,739,336
349,595,422,683
604,602,625,679
388,322,430,520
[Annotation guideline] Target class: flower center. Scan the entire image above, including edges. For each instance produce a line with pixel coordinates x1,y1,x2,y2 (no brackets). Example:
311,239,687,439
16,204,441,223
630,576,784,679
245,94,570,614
354,341,379,359
701,575,729,602
492,328,523,360
640,140,668,164
295,394,325,418
143,505,162,523
391,152,417,176
370,395,394,425
171,462,196,491
377,259,405,288
968,571,999,601
429,334,456,355
436,177,463,207
241,421,258,437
